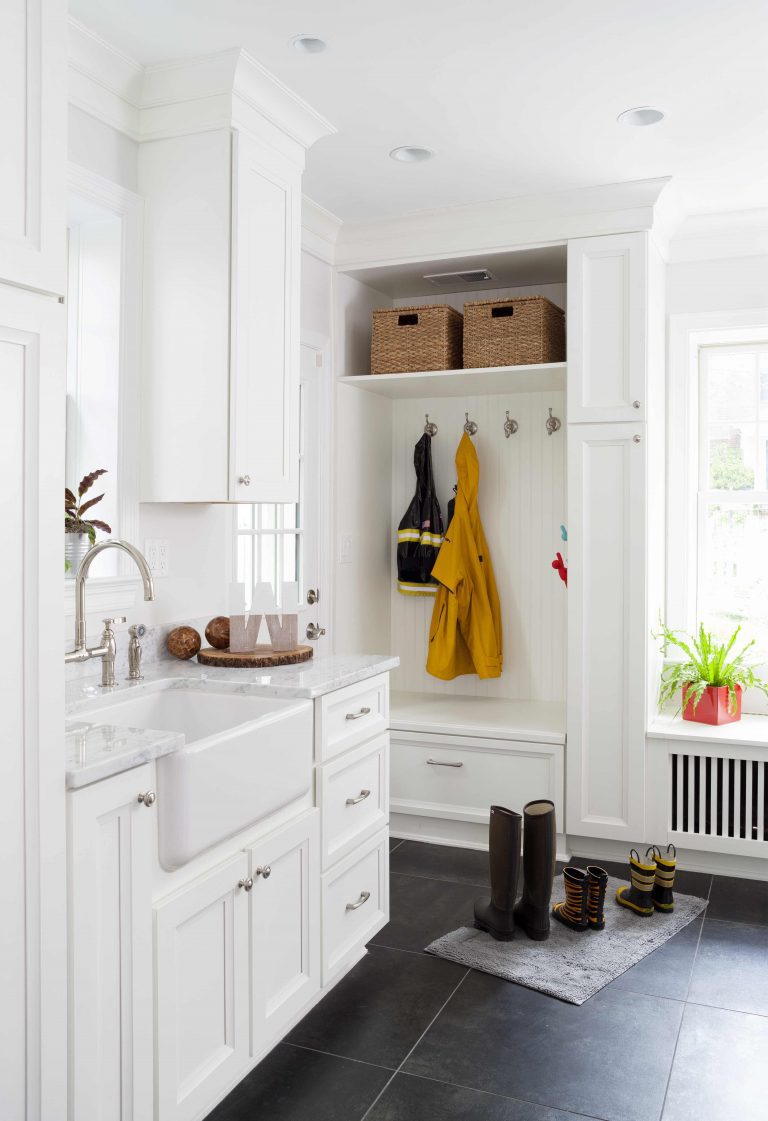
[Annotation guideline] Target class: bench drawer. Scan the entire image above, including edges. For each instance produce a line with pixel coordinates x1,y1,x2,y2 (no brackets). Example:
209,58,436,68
321,829,388,984
315,674,389,763
319,734,389,870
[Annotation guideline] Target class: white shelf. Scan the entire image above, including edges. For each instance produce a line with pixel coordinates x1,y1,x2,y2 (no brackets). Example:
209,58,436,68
390,691,566,745
648,712,768,750
339,363,566,399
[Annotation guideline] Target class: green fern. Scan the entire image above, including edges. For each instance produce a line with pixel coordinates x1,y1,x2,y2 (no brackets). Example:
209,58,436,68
654,620,768,715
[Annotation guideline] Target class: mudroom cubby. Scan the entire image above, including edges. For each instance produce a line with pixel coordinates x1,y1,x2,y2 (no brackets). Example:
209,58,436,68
334,227,666,855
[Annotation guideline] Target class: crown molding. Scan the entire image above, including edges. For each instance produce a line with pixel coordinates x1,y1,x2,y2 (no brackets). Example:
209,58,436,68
301,196,342,263
334,177,674,271
668,208,768,263
67,19,336,153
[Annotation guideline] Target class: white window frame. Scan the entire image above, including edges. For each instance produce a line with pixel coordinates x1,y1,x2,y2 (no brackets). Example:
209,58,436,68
64,164,144,621
668,309,768,713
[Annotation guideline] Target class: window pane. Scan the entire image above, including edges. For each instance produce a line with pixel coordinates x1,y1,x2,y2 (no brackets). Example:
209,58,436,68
282,503,297,530
704,351,756,421
282,533,298,585
260,534,277,592
236,536,253,609
701,502,768,650
237,504,253,530
261,504,276,530
708,423,757,489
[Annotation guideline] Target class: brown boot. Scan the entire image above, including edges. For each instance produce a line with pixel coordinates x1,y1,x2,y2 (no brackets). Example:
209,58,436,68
473,806,522,941
513,799,556,941
552,867,589,932
586,866,608,930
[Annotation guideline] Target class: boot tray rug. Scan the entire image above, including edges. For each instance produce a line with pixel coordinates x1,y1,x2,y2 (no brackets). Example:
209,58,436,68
426,874,707,1005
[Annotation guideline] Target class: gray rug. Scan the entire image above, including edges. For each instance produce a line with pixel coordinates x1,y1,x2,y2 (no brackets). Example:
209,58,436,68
426,874,707,1005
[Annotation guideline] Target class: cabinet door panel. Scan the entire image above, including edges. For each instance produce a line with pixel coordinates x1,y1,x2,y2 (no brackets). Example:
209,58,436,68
567,233,647,423
69,765,154,1121
250,812,320,1057
155,853,250,1121
0,0,65,293
567,423,646,839
231,130,300,502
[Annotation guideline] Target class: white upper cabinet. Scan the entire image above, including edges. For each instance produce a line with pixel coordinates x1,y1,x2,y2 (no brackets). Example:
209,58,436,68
231,131,301,502
567,232,648,423
0,0,66,294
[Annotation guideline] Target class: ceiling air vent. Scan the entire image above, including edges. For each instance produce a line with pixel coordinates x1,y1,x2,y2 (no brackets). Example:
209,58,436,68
423,269,495,287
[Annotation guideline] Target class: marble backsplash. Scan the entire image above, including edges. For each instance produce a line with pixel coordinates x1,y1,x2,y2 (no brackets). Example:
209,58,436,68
64,616,212,683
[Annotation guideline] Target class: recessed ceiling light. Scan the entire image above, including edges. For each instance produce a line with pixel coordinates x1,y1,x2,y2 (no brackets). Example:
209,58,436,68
389,146,435,163
617,106,665,127
289,34,327,54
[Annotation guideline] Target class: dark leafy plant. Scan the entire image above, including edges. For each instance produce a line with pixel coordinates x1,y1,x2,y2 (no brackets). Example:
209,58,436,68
65,468,112,545
654,619,768,714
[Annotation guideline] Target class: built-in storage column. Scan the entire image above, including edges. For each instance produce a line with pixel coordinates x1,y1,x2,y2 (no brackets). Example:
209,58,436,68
566,231,665,842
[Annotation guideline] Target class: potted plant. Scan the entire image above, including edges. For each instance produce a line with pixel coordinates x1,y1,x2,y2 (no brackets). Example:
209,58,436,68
65,469,112,575
655,620,768,725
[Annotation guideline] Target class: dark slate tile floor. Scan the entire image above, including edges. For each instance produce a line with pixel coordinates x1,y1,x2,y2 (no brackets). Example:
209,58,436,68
207,840,768,1121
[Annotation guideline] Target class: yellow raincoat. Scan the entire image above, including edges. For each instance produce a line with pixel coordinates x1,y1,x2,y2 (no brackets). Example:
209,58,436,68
426,433,502,680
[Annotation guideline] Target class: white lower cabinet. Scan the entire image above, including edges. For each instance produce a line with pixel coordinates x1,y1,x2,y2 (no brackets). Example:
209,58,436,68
68,765,155,1121
155,852,251,1121
248,812,320,1057
321,828,389,985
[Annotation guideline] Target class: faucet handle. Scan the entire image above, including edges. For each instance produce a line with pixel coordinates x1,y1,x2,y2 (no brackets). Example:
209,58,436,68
102,617,127,629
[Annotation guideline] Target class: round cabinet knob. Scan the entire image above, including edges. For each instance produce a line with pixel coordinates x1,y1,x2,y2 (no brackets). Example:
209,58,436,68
238,877,254,892
238,474,251,487
632,400,641,409
633,434,642,444
256,865,272,879
137,790,156,807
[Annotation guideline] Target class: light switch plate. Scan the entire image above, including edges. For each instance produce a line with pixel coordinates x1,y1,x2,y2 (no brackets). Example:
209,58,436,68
339,534,353,565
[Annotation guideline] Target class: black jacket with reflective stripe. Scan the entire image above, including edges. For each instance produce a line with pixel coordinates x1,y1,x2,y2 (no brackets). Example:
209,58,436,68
396,434,445,596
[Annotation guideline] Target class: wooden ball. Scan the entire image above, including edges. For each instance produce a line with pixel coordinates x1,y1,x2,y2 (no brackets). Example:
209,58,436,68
205,616,230,649
166,626,201,660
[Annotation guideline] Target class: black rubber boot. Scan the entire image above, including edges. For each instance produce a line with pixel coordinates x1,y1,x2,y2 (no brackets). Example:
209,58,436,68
552,867,589,931
513,799,556,941
473,806,522,941
586,865,609,930
650,844,677,913
615,848,656,917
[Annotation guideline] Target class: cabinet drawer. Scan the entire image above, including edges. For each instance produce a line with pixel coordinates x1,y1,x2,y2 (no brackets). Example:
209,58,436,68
321,829,388,984
315,674,389,763
390,732,564,824
320,735,389,870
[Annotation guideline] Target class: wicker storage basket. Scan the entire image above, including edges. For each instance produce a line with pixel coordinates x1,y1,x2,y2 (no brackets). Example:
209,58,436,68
371,304,463,375
463,296,565,368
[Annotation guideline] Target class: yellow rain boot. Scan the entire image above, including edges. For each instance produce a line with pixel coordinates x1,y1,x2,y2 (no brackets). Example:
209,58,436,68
616,848,656,917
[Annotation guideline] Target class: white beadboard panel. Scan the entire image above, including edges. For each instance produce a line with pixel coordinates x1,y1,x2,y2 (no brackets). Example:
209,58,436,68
390,390,566,702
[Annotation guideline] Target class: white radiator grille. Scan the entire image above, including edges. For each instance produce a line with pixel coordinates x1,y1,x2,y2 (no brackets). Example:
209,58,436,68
671,754,768,842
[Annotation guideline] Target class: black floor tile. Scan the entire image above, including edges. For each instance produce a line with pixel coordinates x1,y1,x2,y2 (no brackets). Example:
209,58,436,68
687,918,768,1016
706,873,768,926
607,913,704,1001
370,873,480,952
389,838,404,853
366,1072,579,1121
286,945,466,1070
662,1003,768,1121
204,1042,390,1121
404,969,683,1121
390,841,490,886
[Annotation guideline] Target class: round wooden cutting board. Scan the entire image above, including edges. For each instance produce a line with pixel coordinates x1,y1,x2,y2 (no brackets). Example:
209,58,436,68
197,644,314,668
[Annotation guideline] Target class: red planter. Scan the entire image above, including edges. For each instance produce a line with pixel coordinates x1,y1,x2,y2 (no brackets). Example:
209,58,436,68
682,683,742,725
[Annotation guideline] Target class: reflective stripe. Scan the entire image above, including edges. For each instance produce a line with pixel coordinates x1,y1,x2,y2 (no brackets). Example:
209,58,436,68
397,529,444,547
397,582,438,596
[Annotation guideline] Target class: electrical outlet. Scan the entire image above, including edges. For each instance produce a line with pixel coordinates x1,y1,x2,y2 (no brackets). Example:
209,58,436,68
145,538,169,576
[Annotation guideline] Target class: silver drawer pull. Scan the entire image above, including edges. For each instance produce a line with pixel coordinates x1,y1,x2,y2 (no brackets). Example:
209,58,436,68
346,890,371,911
345,706,371,721
427,758,464,768
346,789,371,806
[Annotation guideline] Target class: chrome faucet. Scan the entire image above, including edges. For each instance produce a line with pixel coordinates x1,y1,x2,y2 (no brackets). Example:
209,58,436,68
65,540,155,687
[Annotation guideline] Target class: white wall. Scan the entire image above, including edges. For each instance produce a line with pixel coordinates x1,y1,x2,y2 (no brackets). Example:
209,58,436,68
68,106,139,192
667,254,768,315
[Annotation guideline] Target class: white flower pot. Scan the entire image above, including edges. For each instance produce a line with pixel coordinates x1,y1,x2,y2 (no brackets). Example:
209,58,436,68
65,531,91,578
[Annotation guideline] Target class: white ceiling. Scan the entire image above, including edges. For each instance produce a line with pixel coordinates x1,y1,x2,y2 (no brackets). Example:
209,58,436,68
70,0,768,222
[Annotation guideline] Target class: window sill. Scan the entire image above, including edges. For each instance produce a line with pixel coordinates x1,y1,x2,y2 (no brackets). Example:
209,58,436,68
648,712,768,749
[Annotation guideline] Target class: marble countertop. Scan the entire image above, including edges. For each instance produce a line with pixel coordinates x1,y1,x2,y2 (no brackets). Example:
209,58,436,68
65,653,399,790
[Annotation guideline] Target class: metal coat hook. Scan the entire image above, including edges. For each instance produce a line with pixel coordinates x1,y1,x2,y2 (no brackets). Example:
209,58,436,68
545,407,562,436
423,413,438,437
503,410,519,438
463,412,478,436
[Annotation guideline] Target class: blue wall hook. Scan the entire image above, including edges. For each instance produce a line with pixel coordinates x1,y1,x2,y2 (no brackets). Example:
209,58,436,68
560,524,568,542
